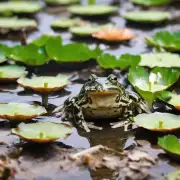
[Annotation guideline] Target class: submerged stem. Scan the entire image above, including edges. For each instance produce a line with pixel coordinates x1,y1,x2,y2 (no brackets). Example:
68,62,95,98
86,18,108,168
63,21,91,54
42,94,48,108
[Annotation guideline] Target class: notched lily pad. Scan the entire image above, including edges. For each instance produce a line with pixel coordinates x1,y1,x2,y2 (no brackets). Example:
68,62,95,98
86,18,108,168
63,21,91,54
0,44,10,64
92,28,136,42
17,75,69,93
166,170,180,180
131,0,172,6
128,67,180,108
0,103,47,121
157,91,180,110
0,65,27,81
134,112,180,132
51,18,84,29
146,31,180,52
123,11,170,23
0,17,37,34
139,53,180,68
68,5,118,16
0,1,41,15
158,135,180,160
11,122,73,143
45,0,80,6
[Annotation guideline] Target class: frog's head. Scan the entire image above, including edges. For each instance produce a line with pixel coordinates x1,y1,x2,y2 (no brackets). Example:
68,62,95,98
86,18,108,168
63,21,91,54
83,74,125,95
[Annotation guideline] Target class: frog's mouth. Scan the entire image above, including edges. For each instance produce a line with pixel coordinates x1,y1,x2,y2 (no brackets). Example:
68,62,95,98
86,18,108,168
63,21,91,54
88,90,119,95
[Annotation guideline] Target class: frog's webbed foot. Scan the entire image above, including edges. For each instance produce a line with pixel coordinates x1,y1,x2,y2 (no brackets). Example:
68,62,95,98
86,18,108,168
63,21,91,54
86,122,103,131
111,120,132,131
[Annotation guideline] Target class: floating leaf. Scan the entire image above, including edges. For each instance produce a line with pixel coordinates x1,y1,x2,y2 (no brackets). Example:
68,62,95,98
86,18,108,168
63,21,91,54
146,31,180,52
157,91,180,110
11,122,72,143
0,17,37,33
97,53,141,70
51,18,83,29
128,67,180,108
45,0,80,5
17,75,69,93
0,1,41,15
70,25,102,37
0,65,27,81
166,170,180,180
139,53,180,68
134,113,180,132
92,28,135,42
47,43,102,62
0,44,11,63
131,0,172,6
158,135,180,160
68,5,118,16
123,11,170,23
9,44,49,66
0,103,46,121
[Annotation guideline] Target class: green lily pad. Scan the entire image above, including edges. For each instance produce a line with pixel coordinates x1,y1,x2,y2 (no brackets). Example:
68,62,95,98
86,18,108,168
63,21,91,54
134,113,180,132
45,0,80,5
11,122,72,143
128,67,180,108
0,65,27,81
158,135,180,159
9,44,49,66
68,5,118,16
0,103,47,121
97,53,141,70
17,75,69,93
146,31,180,52
0,1,41,15
157,91,180,110
131,0,172,6
51,18,83,29
123,11,170,23
166,170,180,180
70,25,101,37
0,44,10,64
0,17,37,33
139,53,180,68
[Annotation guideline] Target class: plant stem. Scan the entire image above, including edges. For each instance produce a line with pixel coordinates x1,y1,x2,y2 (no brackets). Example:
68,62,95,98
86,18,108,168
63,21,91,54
88,0,95,5
42,94,48,108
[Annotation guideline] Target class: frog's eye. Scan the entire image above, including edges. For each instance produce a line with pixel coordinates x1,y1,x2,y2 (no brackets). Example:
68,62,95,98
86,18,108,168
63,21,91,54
88,74,97,82
108,74,117,83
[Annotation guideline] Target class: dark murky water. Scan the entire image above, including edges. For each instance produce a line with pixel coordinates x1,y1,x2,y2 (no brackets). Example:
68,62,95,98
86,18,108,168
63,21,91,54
0,0,180,179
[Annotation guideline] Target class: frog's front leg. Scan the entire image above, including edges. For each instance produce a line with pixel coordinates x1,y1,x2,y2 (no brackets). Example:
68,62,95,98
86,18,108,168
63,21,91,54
73,103,102,132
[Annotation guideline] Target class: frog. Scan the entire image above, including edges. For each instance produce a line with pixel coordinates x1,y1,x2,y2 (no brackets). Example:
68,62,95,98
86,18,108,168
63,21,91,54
54,74,149,132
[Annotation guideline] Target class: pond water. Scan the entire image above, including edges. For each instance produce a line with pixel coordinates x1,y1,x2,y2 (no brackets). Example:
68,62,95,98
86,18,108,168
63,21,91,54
0,0,180,180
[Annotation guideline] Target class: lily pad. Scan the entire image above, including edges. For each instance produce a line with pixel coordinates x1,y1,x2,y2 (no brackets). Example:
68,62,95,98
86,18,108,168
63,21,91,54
11,122,72,143
45,0,80,5
139,53,180,68
157,91,180,110
97,53,141,70
128,67,180,108
70,25,101,37
166,170,180,180
131,0,172,6
0,103,47,121
0,1,41,15
92,28,136,42
158,135,180,159
0,17,37,33
0,44,10,64
9,44,49,66
68,5,118,16
17,75,69,93
123,11,170,23
51,18,84,29
146,31,180,52
134,113,180,132
0,65,27,81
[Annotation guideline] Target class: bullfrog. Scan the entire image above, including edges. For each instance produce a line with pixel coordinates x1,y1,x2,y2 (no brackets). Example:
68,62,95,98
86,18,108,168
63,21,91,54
55,74,149,132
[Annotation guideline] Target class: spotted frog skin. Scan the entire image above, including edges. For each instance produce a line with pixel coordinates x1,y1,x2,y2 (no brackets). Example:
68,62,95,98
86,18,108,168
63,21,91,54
56,74,149,132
